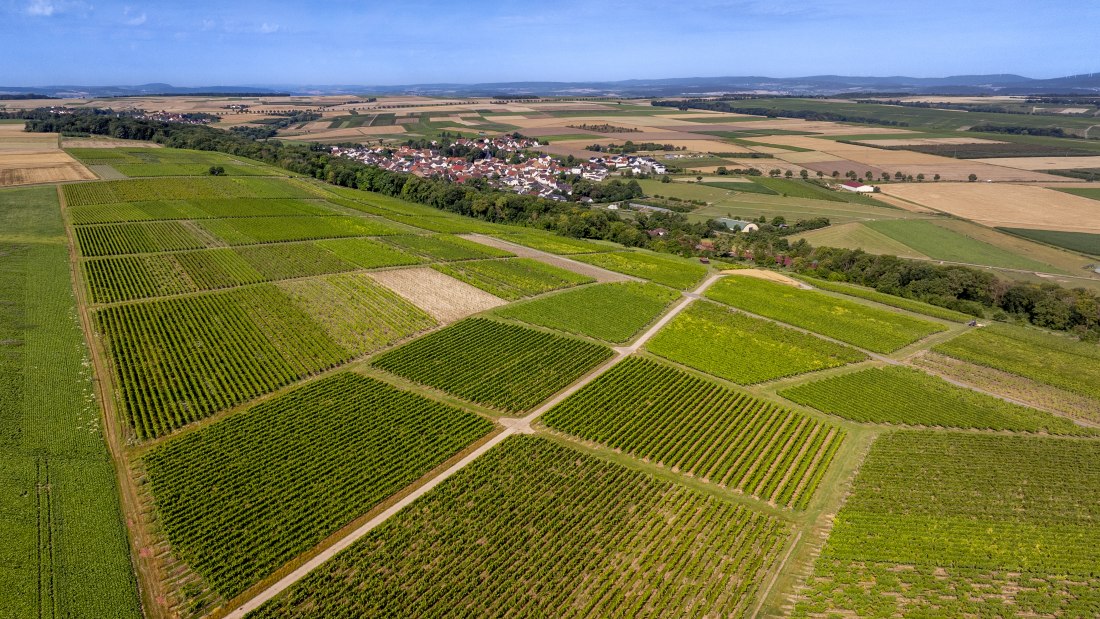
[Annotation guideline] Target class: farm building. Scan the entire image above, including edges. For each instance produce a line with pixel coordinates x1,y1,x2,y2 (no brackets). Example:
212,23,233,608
840,181,876,193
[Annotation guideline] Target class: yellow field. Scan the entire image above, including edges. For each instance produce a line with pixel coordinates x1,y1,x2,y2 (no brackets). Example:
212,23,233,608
0,124,96,186
880,183,1100,232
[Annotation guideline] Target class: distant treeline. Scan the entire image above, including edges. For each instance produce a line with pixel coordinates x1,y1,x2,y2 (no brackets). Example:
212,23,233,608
853,99,1021,115
969,125,1069,137
112,92,292,97
651,98,909,127
18,108,1100,339
586,141,683,154
0,93,58,100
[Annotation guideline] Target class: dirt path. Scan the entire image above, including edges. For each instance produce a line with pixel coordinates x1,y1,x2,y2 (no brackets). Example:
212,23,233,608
461,233,638,283
220,272,723,617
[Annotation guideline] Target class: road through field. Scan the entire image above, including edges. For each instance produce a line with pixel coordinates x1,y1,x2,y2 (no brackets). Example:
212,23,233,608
222,272,722,618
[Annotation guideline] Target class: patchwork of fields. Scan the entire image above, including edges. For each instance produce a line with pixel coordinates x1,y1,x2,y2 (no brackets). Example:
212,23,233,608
3,102,1097,619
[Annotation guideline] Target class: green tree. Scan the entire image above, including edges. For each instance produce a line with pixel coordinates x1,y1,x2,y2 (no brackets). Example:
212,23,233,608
968,173,978,182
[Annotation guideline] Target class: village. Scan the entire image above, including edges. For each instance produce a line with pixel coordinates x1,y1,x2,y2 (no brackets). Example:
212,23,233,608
331,136,668,201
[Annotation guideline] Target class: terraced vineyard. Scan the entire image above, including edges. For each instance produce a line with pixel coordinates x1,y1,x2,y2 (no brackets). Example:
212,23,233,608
143,372,493,607
780,365,1094,435
934,324,1100,401
544,357,844,509
646,300,866,384
249,436,788,619
372,318,613,412
793,431,1100,617
572,250,708,289
432,257,593,300
706,275,945,352
496,281,680,343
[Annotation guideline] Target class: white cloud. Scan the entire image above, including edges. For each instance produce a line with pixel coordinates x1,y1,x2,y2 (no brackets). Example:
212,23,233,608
123,7,146,26
258,22,279,34
26,0,56,16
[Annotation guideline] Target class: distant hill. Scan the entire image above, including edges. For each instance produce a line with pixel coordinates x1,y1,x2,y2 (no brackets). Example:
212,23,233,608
3,73,1099,98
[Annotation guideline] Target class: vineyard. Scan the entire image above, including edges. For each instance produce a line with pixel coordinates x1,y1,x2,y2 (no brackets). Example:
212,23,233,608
934,324,1100,401
0,187,141,618
646,300,866,384
379,233,514,261
68,198,335,225
794,431,1100,617
195,214,406,245
432,257,593,300
234,243,358,280
779,365,1094,435
75,221,208,256
248,436,788,619
705,275,945,353
143,372,493,608
62,176,315,206
795,275,974,322
277,273,436,354
543,357,844,509
496,281,680,343
491,231,613,254
572,250,708,289
96,285,350,438
313,237,422,269
371,318,613,412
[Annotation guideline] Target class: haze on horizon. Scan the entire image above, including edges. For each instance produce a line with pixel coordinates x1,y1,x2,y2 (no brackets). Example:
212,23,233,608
3,0,1097,86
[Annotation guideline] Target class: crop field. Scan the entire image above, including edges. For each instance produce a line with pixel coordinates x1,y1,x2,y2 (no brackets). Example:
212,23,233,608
84,253,196,303
75,221,208,256
62,176,314,206
196,214,406,245
0,187,141,618
372,318,612,412
793,431,1100,618
143,372,492,607
701,180,778,194
496,281,679,343
572,250,708,289
795,276,974,322
313,237,422,268
705,275,944,353
780,365,1092,435
96,285,353,438
490,230,616,254
234,242,358,279
67,147,279,178
794,222,931,259
277,273,436,354
380,233,513,261
934,324,1100,401
997,227,1100,257
367,267,507,322
432,257,593,300
865,219,1065,271
544,357,844,509
68,198,335,224
751,178,855,203
646,301,866,384
249,436,787,619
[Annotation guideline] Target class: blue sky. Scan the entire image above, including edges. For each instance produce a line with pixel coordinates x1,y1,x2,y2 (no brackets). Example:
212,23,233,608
3,0,1096,86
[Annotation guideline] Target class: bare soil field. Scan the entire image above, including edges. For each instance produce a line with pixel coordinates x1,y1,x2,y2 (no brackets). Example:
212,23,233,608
726,268,807,287
879,183,1100,232
0,125,96,186
971,156,1100,170
367,267,506,322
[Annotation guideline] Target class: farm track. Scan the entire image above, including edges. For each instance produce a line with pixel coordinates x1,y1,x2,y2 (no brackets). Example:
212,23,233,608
219,272,722,618
461,232,639,283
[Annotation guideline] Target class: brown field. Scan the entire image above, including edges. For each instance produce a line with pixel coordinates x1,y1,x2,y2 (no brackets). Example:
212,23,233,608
722,159,809,175
727,269,807,287
971,156,1100,170
879,183,1100,232
61,136,161,148
0,124,96,186
366,267,505,322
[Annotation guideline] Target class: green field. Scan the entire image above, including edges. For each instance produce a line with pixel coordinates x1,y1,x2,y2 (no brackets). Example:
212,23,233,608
314,237,422,268
0,187,141,618
63,176,315,206
68,147,283,177
491,230,615,254
700,180,778,195
544,357,844,509
646,300,866,384
380,233,513,261
75,221,208,256
144,372,491,607
249,436,788,619
794,431,1100,617
996,227,1100,257
780,366,1092,435
496,281,679,343
372,318,613,412
68,198,335,224
934,324,1100,401
795,276,974,322
1057,187,1100,202
196,214,406,244
235,242,358,279
866,220,1067,272
572,251,708,289
705,276,945,353
432,257,593,300
753,178,851,203
795,222,930,259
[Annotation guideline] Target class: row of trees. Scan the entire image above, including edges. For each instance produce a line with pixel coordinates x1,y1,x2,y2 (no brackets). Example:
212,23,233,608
652,99,909,126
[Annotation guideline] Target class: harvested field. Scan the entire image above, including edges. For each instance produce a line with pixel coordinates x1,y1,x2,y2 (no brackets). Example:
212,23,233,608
367,267,506,322
971,156,1100,170
730,268,808,288
857,137,1006,146
0,125,96,186
879,183,1100,232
